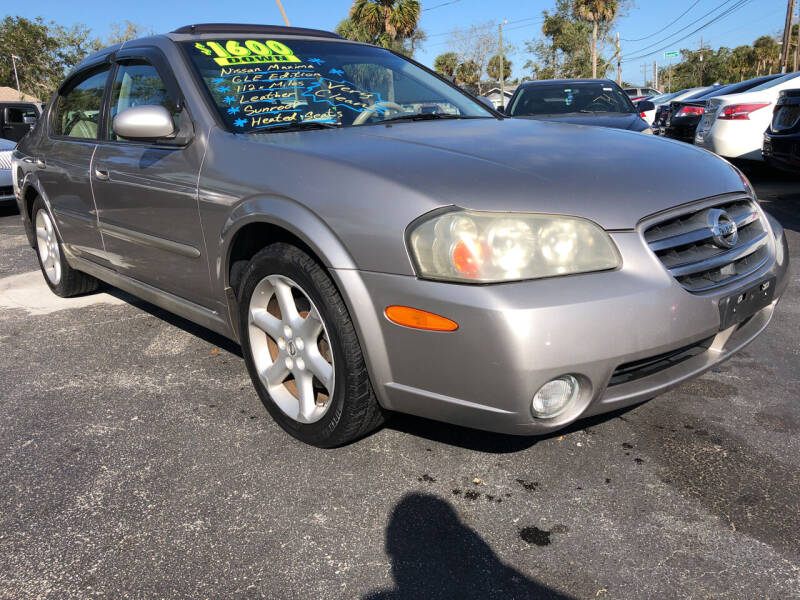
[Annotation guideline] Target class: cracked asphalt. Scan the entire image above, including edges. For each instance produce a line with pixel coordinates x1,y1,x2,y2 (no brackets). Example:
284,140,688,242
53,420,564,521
0,169,798,599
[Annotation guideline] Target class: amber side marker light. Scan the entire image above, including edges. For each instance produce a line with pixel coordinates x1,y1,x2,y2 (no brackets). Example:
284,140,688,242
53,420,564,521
385,306,459,332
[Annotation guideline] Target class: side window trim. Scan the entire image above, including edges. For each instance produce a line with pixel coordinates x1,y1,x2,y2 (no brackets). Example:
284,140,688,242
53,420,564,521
104,46,192,147
48,64,113,142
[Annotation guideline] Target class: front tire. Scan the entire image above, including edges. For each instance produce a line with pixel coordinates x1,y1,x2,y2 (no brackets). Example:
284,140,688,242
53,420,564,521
32,198,99,297
238,243,384,447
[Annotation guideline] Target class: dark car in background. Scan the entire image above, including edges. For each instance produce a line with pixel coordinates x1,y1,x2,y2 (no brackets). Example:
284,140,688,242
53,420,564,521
506,79,653,133
651,87,709,134
763,89,800,172
664,75,782,144
1,102,42,142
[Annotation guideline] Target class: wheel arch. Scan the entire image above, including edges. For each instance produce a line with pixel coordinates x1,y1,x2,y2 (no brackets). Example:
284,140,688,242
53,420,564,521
221,195,359,296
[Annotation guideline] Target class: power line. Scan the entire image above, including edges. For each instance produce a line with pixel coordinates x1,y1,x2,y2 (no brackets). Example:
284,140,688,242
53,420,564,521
621,0,702,42
425,16,540,39
622,0,754,63
423,0,462,12
623,0,739,56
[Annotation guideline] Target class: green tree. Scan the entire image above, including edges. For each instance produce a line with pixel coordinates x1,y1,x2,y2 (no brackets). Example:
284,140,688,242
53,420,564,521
106,21,154,46
753,35,780,76
487,54,512,82
0,17,65,99
524,0,593,79
573,0,619,78
434,52,459,78
349,0,421,49
455,60,480,87
730,45,756,82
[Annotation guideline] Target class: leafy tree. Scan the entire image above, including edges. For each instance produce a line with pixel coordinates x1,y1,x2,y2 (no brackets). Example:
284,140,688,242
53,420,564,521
106,21,154,46
524,0,593,79
455,60,480,87
487,54,512,82
753,35,780,76
573,0,618,78
349,0,420,47
0,17,66,99
434,52,459,78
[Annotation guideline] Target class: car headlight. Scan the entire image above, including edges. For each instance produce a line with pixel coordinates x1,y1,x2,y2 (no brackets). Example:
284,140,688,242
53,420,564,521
408,209,621,283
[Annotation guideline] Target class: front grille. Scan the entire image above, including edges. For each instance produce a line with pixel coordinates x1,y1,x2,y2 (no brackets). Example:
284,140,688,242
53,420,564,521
0,151,11,170
609,336,715,386
644,198,770,293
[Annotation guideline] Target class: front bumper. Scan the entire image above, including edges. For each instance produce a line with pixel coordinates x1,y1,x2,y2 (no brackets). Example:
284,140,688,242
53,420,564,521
332,217,790,436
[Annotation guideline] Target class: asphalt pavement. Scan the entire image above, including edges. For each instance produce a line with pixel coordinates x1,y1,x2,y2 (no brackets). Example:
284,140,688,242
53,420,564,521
0,169,798,599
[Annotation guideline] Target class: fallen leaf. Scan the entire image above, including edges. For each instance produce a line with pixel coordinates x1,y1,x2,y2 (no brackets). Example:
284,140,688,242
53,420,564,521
473,478,482,485
557,436,563,441
211,348,219,355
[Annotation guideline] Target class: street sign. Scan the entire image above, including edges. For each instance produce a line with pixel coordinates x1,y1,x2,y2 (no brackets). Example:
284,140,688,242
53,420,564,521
664,51,679,59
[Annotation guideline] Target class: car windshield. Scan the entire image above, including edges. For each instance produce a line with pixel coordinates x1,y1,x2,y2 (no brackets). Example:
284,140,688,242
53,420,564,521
748,71,800,92
649,91,679,104
509,82,635,116
182,38,492,132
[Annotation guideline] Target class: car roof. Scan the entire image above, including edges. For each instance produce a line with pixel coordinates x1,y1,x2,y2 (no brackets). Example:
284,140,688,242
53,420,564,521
170,23,342,39
519,79,619,87
71,23,348,74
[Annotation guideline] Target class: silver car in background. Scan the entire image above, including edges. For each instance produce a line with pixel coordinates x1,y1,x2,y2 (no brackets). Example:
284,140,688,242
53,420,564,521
0,137,15,204
12,24,790,447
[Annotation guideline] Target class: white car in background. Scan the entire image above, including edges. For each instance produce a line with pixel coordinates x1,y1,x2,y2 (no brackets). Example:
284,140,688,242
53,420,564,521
0,137,15,204
695,71,800,160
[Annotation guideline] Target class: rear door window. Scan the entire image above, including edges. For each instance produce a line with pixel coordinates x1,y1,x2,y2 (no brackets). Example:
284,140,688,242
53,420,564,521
51,68,110,139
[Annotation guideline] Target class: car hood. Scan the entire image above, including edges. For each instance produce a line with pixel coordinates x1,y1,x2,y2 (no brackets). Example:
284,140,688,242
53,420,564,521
512,112,647,131
239,117,745,231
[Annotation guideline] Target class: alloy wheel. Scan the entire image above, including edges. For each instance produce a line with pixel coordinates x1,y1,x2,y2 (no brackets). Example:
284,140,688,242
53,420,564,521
248,274,335,424
35,209,61,285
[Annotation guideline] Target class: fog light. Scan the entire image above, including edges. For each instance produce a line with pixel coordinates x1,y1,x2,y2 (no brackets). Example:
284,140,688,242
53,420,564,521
531,375,579,419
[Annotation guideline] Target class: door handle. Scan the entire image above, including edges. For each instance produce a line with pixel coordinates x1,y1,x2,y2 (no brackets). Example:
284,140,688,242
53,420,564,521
35,158,46,168
94,167,109,181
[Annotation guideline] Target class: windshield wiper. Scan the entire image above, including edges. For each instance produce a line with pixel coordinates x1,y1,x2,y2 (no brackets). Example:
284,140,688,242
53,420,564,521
368,113,488,125
250,120,341,134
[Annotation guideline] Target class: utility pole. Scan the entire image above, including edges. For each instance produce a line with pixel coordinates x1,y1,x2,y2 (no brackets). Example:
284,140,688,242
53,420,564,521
615,32,622,85
653,61,658,90
499,21,507,109
11,54,21,100
275,0,291,26
794,1,800,72
699,35,704,86
641,63,648,87
780,0,796,72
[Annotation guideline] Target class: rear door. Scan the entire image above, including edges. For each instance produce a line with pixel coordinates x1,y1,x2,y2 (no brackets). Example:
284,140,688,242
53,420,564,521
91,47,213,307
36,65,110,262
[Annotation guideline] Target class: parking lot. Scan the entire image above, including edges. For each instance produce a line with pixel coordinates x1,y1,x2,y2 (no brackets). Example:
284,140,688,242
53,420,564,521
0,168,797,599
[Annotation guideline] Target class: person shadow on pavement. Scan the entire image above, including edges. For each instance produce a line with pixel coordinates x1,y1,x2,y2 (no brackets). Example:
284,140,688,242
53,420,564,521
363,493,574,600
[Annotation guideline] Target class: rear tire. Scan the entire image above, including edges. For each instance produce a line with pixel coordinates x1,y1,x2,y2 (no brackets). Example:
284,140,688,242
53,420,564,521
32,197,100,298
238,243,384,447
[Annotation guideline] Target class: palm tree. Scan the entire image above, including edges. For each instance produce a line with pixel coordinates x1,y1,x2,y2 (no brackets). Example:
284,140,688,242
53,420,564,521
753,36,780,76
434,52,459,78
349,0,421,48
573,0,618,78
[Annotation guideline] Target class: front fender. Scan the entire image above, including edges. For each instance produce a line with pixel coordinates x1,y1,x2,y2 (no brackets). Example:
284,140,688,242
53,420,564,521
219,194,359,289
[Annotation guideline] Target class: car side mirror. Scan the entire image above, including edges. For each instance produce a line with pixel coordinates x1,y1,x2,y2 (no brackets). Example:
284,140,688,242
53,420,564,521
113,105,175,141
636,100,655,112
496,105,506,115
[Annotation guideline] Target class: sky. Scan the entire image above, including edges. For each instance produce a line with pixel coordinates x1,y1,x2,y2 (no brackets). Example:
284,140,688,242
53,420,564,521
3,0,792,87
